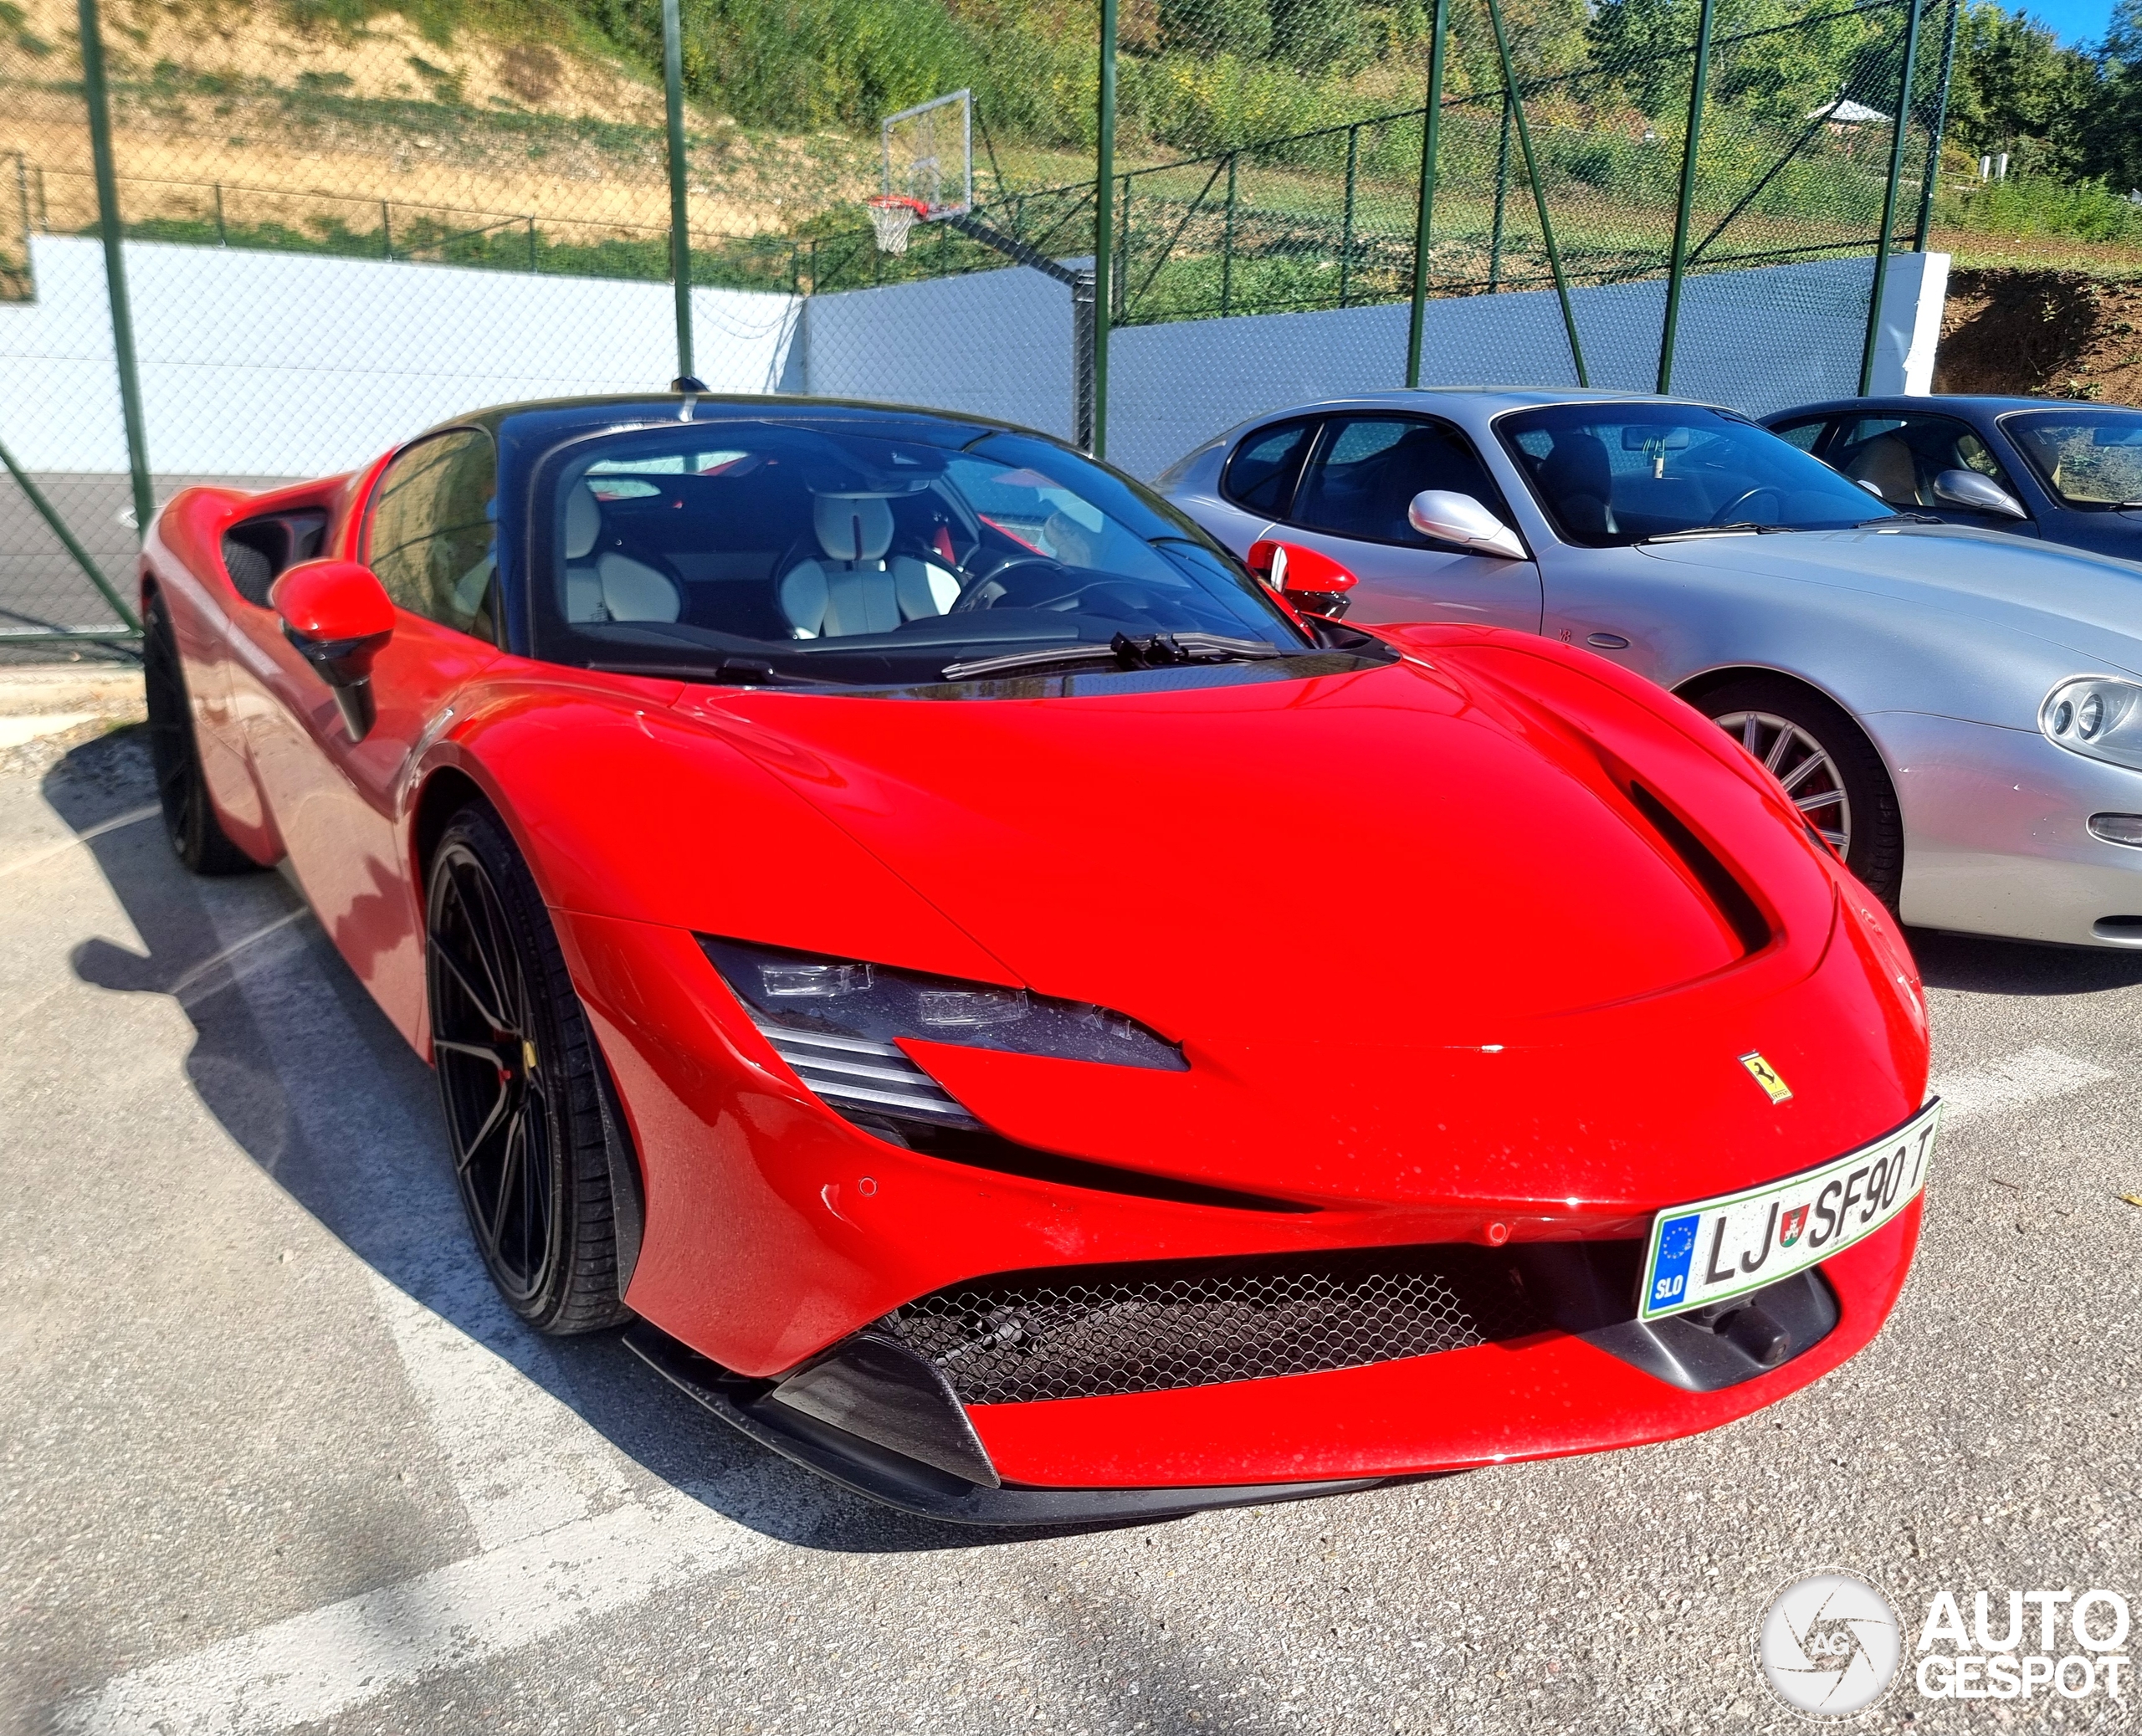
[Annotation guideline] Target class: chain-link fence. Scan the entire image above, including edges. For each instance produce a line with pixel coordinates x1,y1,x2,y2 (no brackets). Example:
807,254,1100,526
1,0,1960,645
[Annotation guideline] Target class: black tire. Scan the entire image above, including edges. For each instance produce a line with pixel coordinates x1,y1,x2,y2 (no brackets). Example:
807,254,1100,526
142,591,260,876
425,805,633,1334
1693,674,1904,908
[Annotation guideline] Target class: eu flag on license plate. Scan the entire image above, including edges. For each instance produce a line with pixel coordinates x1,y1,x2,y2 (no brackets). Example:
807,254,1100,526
1648,1212,1701,1310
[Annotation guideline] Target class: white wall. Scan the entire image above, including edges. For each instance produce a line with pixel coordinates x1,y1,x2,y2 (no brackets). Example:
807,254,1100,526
0,236,801,475
0,233,1944,488
1104,252,1950,479
797,267,1079,444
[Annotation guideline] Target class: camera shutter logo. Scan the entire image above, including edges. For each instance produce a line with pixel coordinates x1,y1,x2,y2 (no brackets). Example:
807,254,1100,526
1757,1572,1903,1716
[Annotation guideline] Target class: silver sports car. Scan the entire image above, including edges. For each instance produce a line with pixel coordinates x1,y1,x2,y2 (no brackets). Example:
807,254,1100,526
1157,387,2142,950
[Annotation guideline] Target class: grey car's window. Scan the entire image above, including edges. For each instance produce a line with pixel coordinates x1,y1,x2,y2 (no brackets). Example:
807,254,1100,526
366,428,500,638
1498,404,1888,547
2006,408,2142,510
1289,416,1509,546
1222,419,1316,516
1828,413,2018,510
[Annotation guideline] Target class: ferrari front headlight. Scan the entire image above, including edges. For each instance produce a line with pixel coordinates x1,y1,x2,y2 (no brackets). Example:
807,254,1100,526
701,935,1186,1132
2041,676,2142,771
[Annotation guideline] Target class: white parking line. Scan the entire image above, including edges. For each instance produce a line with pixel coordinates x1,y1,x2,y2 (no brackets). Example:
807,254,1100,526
54,1488,777,1736
367,1272,637,1552
1929,1043,2115,1129
0,801,159,878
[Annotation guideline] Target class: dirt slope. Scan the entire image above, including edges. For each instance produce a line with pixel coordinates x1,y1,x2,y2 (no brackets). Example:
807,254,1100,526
1936,267,2142,404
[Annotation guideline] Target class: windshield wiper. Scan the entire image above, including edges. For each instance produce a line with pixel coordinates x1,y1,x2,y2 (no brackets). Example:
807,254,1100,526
1860,512,1942,526
1637,522,1798,544
942,631,1288,682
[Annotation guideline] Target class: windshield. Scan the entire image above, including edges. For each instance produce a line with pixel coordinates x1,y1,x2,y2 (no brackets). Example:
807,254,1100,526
1498,403,1895,546
2004,408,2142,510
527,420,1312,687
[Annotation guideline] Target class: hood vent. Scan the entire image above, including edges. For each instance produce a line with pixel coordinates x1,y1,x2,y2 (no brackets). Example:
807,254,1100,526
1627,783,1771,955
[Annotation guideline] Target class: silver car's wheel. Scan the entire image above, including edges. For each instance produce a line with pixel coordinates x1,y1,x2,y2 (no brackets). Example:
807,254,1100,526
1713,709,1852,857
1693,674,1902,909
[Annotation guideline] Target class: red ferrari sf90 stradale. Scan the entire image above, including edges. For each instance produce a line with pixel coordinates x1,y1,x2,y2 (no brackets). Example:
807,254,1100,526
138,392,1936,1523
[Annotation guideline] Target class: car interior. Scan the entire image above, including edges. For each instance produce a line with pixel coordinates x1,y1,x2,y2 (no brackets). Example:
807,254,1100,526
556,463,979,641
1501,411,1884,545
1824,417,2014,510
535,433,1296,678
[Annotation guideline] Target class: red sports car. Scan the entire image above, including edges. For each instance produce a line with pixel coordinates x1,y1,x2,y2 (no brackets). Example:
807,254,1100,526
139,392,1936,1523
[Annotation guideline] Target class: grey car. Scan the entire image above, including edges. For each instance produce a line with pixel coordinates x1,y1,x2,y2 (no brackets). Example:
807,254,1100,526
1760,394,2142,560
1157,387,2142,950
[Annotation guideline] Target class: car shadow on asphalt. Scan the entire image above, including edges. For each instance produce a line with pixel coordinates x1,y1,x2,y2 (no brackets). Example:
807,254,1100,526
1907,925,2142,996
44,730,1142,1558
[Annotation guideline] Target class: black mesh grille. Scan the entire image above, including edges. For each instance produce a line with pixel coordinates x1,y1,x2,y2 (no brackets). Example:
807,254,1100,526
880,1246,1546,1405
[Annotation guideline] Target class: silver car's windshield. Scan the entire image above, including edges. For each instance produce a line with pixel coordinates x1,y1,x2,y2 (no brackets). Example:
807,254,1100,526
1499,403,1895,547
2004,407,2142,510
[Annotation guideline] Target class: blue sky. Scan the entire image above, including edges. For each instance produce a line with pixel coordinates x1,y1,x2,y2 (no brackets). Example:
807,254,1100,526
2016,0,2119,45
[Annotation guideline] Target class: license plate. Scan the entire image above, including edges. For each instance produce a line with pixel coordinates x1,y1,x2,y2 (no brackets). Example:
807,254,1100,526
1638,1101,1940,1323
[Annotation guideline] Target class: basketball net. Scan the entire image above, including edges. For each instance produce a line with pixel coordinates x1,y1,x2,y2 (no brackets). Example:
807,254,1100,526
868,195,930,256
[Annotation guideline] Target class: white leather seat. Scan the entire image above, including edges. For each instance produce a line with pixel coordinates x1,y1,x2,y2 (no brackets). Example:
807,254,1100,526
779,493,960,638
562,483,682,623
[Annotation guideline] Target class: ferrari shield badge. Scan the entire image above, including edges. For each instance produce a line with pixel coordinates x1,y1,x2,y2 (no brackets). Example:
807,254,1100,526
1740,1051,1793,1104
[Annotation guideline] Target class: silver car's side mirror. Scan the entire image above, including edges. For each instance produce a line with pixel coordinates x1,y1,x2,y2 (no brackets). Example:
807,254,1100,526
1407,490,1528,561
1934,469,2029,520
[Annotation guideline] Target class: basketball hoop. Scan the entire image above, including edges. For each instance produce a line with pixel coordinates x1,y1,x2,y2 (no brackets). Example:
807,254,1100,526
868,195,930,255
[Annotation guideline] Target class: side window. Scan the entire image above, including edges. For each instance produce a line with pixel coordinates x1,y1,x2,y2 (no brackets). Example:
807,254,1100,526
1222,419,1317,516
365,429,500,638
1290,416,1510,546
1829,413,2017,510
1770,419,1829,454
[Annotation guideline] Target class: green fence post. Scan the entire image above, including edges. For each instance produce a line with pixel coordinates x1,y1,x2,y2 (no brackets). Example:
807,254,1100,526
380,199,392,259
1489,95,1509,290
1914,0,1962,248
661,0,695,381
1340,124,1358,310
1,433,141,632
1656,0,1718,394
1115,171,1130,320
1859,0,1926,392
1220,151,1238,317
1405,0,1450,387
77,0,154,556
1092,0,1118,459
1484,0,1588,386
213,182,227,246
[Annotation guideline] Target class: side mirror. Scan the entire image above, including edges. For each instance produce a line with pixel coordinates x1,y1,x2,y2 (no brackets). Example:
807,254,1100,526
1933,469,2029,520
1407,490,1528,561
1245,538,1358,618
270,559,395,740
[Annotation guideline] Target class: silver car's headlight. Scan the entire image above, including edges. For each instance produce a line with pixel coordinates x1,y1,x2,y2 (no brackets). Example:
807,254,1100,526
2041,677,2142,771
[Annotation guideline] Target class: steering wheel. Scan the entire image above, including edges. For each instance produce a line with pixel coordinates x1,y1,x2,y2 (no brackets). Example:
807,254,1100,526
947,556,1079,613
1709,486,1786,525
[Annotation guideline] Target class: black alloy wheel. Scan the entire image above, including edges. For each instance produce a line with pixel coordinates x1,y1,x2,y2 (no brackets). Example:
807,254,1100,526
425,805,633,1334
142,591,259,875
1694,673,1904,909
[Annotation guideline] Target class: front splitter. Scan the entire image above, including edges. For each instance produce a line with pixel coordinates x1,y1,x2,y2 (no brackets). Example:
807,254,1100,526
623,1323,1392,1527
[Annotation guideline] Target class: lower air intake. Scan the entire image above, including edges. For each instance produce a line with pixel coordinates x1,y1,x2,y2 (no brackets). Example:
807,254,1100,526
879,1246,1545,1405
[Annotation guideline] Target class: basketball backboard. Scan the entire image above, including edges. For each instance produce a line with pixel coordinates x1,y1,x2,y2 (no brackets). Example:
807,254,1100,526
881,90,973,219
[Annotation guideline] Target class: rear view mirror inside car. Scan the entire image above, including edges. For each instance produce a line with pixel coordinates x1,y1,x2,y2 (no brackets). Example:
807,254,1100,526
1622,427,1692,450
2092,425,2142,446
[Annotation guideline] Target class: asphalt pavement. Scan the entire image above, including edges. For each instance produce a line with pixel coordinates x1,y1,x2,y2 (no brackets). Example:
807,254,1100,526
3,718,2139,1736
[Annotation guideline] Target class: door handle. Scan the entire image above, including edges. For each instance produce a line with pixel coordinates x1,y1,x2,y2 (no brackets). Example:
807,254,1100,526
1586,632,1630,650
